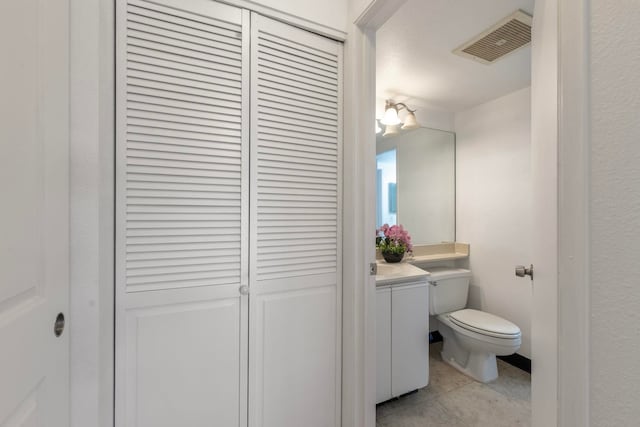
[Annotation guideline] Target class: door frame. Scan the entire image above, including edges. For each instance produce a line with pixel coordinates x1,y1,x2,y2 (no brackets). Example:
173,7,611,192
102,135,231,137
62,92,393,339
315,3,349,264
68,0,115,426
556,0,590,424
342,0,590,426
341,2,408,425
67,0,590,426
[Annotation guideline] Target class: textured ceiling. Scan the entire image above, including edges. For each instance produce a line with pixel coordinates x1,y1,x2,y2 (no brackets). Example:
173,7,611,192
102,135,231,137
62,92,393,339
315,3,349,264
376,0,535,112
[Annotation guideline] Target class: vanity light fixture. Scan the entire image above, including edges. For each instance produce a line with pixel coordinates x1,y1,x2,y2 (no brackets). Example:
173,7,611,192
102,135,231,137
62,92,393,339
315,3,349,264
383,124,400,137
380,99,420,136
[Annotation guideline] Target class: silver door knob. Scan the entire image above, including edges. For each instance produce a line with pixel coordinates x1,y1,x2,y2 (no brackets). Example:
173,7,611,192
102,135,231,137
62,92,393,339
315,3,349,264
515,264,533,280
239,285,250,295
54,312,65,337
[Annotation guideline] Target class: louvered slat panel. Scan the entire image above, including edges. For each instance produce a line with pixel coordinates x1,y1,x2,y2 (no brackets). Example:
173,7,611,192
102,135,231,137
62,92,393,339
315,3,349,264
121,0,245,293
253,15,341,283
258,112,338,135
127,45,242,78
257,91,337,117
256,100,338,126
127,228,239,237
257,67,338,95
257,126,337,145
127,66,242,95
256,136,337,156
126,12,242,48
128,128,241,145
258,151,336,168
257,76,337,105
258,188,337,198
127,151,241,167
127,21,242,56
127,166,240,180
258,168,335,182
257,58,337,88
127,1,240,31
127,143,242,160
127,254,240,269
126,176,242,191
127,63,242,93
257,35,338,71
257,242,336,253
127,101,241,122
127,92,241,116
127,240,241,253
126,248,241,261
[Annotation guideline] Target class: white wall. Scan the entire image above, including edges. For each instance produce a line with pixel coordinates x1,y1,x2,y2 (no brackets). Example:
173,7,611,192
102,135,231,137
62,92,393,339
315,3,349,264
455,87,532,358
589,2,640,424
413,106,455,133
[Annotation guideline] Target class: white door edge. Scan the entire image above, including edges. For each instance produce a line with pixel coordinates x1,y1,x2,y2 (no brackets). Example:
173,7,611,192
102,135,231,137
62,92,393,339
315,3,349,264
341,1,406,426
557,0,591,424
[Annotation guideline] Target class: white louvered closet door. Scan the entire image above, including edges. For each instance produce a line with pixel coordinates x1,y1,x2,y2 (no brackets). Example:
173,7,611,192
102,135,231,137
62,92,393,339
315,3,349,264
115,1,249,426
249,14,343,427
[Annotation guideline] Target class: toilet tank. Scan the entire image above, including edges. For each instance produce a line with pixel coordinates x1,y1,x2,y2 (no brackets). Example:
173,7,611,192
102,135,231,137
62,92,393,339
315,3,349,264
427,267,472,315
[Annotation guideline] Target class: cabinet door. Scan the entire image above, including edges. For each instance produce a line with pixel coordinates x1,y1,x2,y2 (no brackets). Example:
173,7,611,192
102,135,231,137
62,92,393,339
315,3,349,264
391,282,429,397
249,13,343,427
115,1,249,426
376,287,392,404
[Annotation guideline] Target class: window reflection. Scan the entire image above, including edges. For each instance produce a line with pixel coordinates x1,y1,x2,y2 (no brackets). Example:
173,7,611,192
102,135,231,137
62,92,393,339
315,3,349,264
376,149,397,228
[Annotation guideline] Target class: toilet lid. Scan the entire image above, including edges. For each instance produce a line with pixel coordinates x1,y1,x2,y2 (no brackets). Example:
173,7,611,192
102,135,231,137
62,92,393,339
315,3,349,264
448,309,521,339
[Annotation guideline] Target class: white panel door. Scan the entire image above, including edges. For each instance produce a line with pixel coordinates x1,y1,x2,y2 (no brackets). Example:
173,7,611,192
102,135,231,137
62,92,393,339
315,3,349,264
391,282,429,397
0,0,70,426
115,1,249,426
248,13,343,427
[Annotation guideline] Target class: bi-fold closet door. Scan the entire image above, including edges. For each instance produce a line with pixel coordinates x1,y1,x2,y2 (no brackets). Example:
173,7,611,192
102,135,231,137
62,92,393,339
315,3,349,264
115,1,342,426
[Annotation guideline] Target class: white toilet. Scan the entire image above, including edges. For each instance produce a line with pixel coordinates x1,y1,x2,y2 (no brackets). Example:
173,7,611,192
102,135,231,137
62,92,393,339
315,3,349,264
428,267,521,383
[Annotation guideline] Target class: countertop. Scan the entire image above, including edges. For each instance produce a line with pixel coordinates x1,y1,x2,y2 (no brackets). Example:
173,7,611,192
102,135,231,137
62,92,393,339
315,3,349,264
375,261,429,286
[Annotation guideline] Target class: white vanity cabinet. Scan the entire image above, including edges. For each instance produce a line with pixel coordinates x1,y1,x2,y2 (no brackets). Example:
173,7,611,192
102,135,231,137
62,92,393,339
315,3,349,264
376,274,429,403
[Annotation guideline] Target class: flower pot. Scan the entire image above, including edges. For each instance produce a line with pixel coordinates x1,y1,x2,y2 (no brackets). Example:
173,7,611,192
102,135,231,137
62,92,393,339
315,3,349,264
382,250,404,263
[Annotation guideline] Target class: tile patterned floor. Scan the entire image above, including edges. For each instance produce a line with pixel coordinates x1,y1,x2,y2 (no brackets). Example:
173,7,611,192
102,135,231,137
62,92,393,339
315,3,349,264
376,342,531,427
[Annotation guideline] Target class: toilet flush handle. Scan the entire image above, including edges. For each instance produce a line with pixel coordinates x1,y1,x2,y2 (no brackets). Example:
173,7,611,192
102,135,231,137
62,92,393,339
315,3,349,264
515,264,533,280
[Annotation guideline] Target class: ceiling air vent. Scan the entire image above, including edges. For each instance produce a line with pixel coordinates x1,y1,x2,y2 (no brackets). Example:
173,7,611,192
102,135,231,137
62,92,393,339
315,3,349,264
453,10,532,65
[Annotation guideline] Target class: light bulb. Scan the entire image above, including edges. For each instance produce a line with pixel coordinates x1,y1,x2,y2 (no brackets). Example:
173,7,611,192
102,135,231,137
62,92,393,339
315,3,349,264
381,107,401,125
401,111,419,130
383,124,400,137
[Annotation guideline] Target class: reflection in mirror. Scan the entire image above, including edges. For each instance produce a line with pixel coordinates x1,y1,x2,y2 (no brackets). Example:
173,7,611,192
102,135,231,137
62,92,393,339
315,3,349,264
376,149,397,228
376,127,455,245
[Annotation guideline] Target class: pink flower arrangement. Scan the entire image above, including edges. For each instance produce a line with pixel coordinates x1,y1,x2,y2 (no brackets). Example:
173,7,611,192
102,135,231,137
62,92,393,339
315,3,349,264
376,223,413,254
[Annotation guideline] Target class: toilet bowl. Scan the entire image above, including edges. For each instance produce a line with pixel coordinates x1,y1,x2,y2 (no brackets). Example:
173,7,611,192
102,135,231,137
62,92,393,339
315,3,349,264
437,308,521,382
427,268,521,383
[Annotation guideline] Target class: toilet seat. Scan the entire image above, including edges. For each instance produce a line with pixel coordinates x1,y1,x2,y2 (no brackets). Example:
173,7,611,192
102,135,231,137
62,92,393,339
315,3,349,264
448,309,520,339
436,309,522,382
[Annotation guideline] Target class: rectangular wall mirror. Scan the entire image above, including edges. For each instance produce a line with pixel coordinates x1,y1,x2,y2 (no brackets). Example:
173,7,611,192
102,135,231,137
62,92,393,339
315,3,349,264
376,127,456,245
